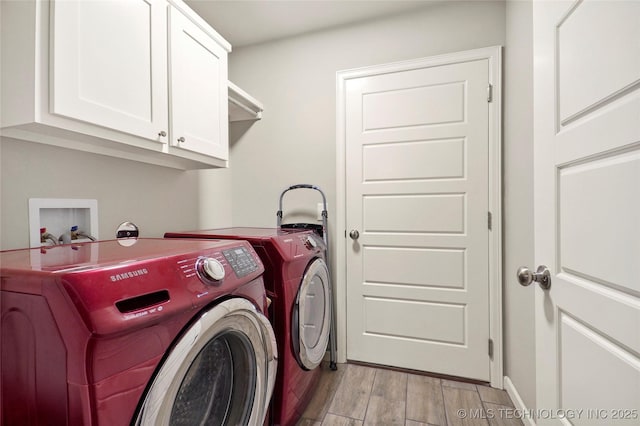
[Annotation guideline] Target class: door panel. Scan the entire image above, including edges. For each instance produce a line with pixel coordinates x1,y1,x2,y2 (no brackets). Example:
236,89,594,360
364,298,466,344
363,138,465,181
51,0,168,141
363,246,465,289
534,0,640,422
346,58,491,380
560,152,640,293
77,1,151,120
364,194,465,233
169,7,228,159
557,1,640,122
560,313,640,414
362,82,465,130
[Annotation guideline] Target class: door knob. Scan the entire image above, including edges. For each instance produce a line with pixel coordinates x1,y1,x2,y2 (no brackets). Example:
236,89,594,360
517,265,551,289
349,229,359,240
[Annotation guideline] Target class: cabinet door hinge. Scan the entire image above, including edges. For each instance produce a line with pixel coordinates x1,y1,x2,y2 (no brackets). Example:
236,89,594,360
488,211,493,230
488,338,494,358
487,84,493,103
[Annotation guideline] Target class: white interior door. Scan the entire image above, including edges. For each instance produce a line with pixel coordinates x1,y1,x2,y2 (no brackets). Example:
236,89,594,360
533,1,640,423
344,51,495,381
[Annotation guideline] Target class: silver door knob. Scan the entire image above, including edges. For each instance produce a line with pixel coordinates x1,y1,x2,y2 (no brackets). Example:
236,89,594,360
158,130,167,137
349,229,359,240
177,137,185,143
517,265,551,289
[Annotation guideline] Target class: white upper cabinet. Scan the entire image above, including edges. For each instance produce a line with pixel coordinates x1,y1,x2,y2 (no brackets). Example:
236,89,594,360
52,0,169,143
0,0,231,169
169,6,228,160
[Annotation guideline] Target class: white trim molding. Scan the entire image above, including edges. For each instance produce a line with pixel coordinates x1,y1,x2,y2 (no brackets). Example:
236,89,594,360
504,376,537,426
335,45,503,387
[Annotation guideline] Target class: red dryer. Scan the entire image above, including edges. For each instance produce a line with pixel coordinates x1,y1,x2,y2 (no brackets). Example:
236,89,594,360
0,238,277,425
165,228,332,426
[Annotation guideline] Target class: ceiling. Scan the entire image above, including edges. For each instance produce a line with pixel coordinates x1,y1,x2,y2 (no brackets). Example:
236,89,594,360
184,0,437,48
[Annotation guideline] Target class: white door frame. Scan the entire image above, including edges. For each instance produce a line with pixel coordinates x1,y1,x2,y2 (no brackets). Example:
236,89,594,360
335,46,503,388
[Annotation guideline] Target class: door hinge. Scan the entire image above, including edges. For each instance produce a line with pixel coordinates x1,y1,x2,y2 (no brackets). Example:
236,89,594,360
488,211,492,230
487,84,493,103
488,338,494,358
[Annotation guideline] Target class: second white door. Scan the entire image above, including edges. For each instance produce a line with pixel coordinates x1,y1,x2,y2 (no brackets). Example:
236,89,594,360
533,1,640,422
344,51,494,381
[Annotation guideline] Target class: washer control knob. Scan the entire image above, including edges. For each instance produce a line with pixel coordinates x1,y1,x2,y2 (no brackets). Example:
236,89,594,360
199,257,225,282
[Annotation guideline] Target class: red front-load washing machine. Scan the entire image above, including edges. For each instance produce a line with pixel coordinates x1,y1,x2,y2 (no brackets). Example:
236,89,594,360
165,228,332,426
0,238,277,425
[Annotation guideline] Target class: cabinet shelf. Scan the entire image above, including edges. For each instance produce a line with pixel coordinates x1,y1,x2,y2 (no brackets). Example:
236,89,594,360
228,81,264,122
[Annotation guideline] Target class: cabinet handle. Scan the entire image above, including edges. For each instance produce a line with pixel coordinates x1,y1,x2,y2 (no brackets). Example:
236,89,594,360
177,137,185,143
158,130,167,137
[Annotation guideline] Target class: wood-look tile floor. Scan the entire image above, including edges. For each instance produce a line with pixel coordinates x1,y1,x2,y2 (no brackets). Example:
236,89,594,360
296,363,523,426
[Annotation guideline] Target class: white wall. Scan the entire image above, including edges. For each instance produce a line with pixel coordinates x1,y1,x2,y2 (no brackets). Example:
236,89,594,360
0,137,229,249
227,0,506,229
503,0,536,409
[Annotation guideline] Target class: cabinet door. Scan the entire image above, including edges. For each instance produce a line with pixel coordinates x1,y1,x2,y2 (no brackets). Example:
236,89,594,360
169,7,228,160
51,0,168,142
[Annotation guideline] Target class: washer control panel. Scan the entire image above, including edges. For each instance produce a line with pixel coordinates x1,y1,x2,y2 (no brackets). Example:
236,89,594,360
223,246,258,278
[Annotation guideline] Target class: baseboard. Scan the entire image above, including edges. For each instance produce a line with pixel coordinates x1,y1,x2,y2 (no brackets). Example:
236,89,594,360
503,376,536,426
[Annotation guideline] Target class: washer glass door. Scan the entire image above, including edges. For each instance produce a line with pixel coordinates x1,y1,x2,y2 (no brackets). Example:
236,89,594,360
135,298,277,425
170,330,255,424
293,258,332,370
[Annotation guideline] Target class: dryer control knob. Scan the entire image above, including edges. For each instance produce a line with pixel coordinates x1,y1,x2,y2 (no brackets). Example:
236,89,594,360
200,257,225,282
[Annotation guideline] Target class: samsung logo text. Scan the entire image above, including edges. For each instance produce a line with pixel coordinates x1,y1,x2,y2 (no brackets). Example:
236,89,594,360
110,268,149,282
